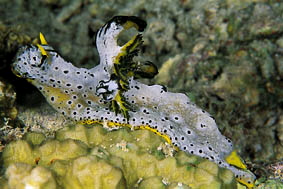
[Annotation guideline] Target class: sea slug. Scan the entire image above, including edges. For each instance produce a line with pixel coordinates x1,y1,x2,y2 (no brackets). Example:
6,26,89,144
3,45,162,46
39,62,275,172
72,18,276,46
12,16,255,188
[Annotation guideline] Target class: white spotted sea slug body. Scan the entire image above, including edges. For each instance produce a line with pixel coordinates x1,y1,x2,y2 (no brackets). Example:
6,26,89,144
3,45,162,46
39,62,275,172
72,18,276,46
12,16,255,187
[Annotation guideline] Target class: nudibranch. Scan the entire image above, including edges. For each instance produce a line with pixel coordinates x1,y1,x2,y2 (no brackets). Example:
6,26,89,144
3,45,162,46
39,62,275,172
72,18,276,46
12,16,255,187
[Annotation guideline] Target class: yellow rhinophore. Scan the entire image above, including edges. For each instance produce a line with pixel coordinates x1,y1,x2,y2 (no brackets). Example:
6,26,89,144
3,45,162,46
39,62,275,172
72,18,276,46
39,32,48,45
37,44,48,56
37,33,48,56
225,150,247,170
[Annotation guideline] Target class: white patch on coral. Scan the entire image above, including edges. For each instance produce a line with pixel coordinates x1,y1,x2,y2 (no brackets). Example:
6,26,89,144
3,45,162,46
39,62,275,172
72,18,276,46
116,140,129,152
157,142,175,157
162,177,169,185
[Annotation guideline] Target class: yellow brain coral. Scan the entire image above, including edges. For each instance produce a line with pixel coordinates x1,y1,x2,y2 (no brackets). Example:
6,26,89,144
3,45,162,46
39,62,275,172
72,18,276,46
1,124,237,189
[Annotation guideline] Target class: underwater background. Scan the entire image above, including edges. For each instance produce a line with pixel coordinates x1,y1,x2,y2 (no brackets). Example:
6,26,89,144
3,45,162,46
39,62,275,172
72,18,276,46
0,0,283,188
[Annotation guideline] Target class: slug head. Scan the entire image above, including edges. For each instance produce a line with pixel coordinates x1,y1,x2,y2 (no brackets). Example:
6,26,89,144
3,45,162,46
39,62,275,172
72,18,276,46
11,44,58,80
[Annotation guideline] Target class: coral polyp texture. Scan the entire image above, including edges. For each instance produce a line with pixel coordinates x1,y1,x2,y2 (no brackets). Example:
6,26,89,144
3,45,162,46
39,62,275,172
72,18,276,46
11,16,255,187
1,124,236,188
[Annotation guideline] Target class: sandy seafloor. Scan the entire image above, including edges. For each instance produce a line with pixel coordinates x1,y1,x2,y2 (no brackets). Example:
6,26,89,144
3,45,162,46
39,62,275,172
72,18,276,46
0,0,283,188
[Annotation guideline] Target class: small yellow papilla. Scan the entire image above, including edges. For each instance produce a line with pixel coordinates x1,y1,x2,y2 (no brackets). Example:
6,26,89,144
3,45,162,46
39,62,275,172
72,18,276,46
238,179,255,189
225,150,247,170
225,150,255,188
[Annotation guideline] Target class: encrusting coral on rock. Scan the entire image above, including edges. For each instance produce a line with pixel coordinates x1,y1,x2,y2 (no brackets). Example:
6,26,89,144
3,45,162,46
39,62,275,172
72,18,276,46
6,16,256,187
0,79,17,125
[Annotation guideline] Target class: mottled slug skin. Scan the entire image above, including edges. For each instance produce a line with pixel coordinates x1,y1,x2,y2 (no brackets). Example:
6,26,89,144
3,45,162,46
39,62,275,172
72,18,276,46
12,16,255,187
